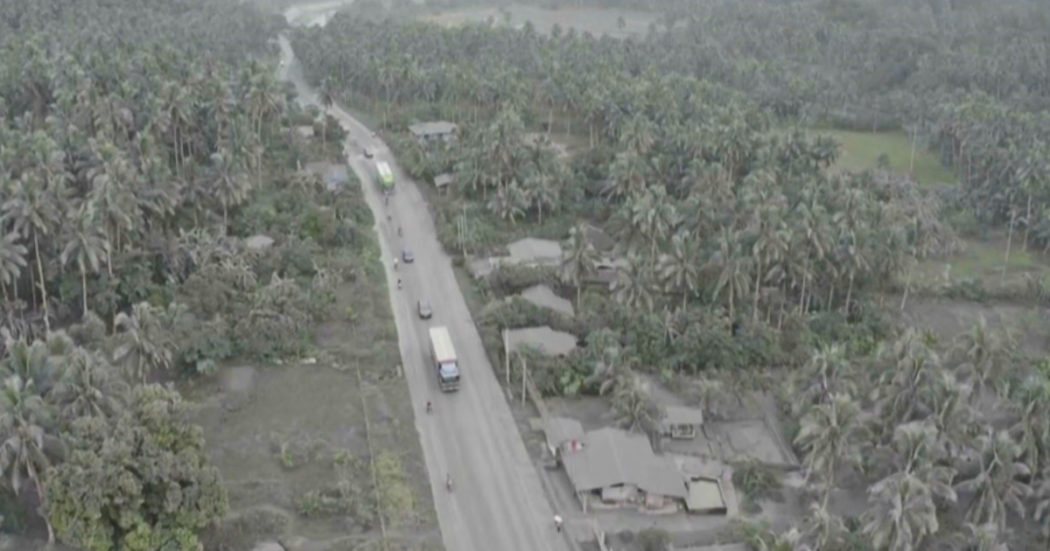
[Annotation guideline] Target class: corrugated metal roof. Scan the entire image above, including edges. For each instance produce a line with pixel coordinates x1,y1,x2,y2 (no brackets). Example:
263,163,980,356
563,428,687,499
409,121,458,136
685,478,726,513
663,405,704,426
544,417,584,447
506,326,577,357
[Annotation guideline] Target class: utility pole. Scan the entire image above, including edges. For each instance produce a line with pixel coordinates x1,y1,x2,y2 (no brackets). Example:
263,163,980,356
504,329,510,386
521,354,527,406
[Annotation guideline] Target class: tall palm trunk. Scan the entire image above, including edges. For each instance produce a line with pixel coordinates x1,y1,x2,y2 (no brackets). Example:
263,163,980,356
1002,207,1016,284
752,259,762,324
33,232,50,333
80,261,88,317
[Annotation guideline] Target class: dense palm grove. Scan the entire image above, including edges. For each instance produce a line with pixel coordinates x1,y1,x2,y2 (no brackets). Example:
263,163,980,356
0,0,371,548
293,1,1050,549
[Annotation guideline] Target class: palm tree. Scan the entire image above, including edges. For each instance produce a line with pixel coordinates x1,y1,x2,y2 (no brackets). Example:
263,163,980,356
0,376,54,542
112,302,175,383
0,230,27,302
319,76,334,150
611,376,656,433
560,224,599,307
955,429,1032,531
707,227,752,321
3,175,61,333
794,392,866,508
209,149,252,231
51,347,126,421
1011,371,1050,474
658,231,699,311
612,253,655,313
60,206,110,317
952,316,1013,400
861,470,942,551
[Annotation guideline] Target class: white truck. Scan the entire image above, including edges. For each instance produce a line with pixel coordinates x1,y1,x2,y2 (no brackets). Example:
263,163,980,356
429,326,461,391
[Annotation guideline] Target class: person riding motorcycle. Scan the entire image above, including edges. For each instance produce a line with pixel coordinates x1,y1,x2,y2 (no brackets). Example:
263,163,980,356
426,400,432,414
446,473,453,491
397,278,403,289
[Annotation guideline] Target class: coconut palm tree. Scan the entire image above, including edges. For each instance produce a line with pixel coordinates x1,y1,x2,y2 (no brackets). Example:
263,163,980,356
862,470,943,551
0,230,27,303
612,252,655,313
112,302,175,383
952,316,1014,400
658,231,699,311
60,206,110,317
51,347,126,422
955,429,1032,531
560,224,599,307
3,173,62,333
319,76,334,150
794,392,867,508
208,148,252,231
0,375,54,542
707,227,752,321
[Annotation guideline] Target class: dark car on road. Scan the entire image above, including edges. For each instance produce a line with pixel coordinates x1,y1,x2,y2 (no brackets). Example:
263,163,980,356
417,299,432,319
363,146,374,158
402,248,414,263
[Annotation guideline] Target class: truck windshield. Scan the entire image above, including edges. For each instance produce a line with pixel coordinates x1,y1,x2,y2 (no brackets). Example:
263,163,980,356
439,361,460,381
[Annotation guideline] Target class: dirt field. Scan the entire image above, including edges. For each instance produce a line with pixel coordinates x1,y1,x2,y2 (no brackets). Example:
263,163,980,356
419,4,665,38
183,242,439,550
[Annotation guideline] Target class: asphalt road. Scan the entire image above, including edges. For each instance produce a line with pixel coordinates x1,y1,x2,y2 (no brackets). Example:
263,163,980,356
277,30,570,551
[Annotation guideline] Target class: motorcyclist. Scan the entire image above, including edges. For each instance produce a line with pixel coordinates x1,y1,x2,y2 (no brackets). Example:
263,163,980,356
426,400,432,414
393,258,399,271
398,226,403,237
397,278,403,289
446,473,453,491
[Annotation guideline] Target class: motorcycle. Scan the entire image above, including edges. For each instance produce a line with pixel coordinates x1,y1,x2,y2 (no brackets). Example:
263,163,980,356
446,474,453,492
397,279,403,290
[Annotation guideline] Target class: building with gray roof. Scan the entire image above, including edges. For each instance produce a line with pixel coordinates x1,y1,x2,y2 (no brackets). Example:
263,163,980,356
408,121,458,146
562,428,688,512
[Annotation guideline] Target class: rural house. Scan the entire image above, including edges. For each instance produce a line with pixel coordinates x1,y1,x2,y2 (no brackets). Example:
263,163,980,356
543,417,585,460
659,406,705,440
408,121,458,147
562,428,688,512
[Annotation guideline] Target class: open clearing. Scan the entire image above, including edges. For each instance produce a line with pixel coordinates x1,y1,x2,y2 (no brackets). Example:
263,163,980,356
182,221,438,549
418,4,664,38
823,129,956,187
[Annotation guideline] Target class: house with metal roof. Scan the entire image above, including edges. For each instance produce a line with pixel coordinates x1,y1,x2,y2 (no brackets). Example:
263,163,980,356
659,406,705,440
562,428,688,512
543,417,585,459
408,121,458,147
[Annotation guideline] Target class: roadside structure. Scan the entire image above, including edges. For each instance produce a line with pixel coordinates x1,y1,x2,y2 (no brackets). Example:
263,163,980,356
659,406,705,440
506,326,577,358
434,172,454,192
409,121,458,147
303,161,350,191
520,284,574,317
562,428,688,512
543,417,585,460
507,237,563,266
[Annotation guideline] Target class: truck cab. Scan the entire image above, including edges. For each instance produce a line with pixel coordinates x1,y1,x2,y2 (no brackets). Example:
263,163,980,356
429,326,461,391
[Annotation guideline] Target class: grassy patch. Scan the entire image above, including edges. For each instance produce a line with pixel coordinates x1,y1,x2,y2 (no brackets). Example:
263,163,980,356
416,5,664,38
820,129,955,187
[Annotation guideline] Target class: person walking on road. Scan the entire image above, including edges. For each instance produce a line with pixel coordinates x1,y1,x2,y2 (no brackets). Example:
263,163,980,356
553,514,563,533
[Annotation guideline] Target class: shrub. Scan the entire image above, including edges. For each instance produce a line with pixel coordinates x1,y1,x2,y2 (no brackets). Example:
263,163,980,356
732,460,781,504
484,265,558,297
637,528,671,551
